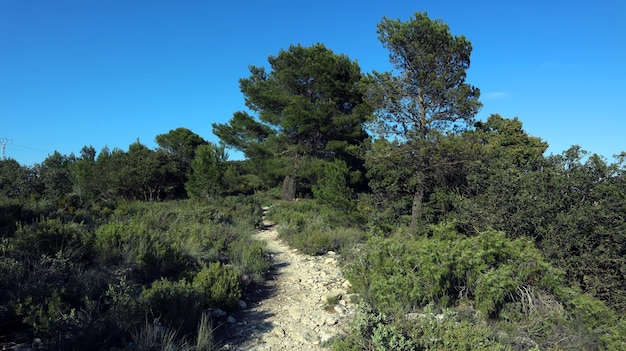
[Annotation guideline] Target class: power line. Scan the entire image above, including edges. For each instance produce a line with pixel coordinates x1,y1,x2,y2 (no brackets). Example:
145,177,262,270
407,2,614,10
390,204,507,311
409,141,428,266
0,138,12,160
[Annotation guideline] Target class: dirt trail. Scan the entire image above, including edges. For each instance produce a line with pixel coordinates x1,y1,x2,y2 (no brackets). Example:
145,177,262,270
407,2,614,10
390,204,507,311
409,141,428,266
218,215,355,351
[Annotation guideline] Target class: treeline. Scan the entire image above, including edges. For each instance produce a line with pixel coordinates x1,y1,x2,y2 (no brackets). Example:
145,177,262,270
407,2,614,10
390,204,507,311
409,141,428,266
0,127,257,209
1,10,625,350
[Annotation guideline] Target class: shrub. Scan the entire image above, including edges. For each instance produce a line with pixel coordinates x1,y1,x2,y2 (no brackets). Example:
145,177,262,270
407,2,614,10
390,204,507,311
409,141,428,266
130,311,216,351
268,199,366,254
139,278,203,335
193,263,241,308
1,196,263,350
14,218,93,260
345,223,564,316
104,276,142,332
227,238,270,281
332,304,508,351
601,318,626,351
95,201,247,282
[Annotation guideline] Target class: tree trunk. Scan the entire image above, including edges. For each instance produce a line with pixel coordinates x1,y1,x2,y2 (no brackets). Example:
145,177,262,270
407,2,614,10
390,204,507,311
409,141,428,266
410,186,424,232
281,174,297,201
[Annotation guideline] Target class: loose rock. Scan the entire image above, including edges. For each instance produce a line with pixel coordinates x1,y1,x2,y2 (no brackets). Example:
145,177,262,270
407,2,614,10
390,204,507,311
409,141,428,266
220,223,355,350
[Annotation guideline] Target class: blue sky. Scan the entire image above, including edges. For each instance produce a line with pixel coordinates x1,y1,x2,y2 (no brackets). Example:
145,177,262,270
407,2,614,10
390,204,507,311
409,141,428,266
1,0,625,166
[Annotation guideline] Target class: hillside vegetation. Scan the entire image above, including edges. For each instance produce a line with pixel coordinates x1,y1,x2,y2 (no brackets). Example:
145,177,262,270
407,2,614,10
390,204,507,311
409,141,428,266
2,11,625,351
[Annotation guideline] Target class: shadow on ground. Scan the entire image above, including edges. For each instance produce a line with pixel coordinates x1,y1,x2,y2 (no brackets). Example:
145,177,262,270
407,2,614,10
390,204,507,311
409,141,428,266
213,239,291,348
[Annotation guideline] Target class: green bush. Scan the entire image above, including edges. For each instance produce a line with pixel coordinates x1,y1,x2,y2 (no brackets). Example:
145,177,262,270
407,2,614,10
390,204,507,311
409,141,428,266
139,278,203,335
14,218,93,260
345,223,564,316
94,220,144,264
95,218,190,281
193,263,241,308
95,200,254,282
312,159,356,212
268,199,366,254
1,194,265,349
601,318,626,351
342,222,624,350
104,276,142,332
332,304,508,351
227,238,270,281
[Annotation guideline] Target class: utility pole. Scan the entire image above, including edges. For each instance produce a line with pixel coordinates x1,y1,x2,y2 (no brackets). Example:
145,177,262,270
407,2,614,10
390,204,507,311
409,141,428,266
0,138,11,160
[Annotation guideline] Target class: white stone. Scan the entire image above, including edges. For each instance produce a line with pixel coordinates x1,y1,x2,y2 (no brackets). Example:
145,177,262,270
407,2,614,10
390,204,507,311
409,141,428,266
272,327,286,337
333,305,347,315
324,317,338,325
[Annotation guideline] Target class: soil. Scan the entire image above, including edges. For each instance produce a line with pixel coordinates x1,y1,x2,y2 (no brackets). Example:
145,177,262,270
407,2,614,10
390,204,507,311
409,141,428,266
215,216,356,351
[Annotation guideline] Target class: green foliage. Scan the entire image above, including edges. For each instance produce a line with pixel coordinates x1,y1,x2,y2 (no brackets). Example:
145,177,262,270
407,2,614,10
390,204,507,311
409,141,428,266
91,141,186,201
345,223,563,316
94,199,263,283
185,143,229,200
104,276,142,332
214,43,372,200
267,200,366,254
227,238,270,282
451,138,626,314
139,278,203,334
0,159,35,200
601,318,626,351
565,293,617,334
414,315,508,351
374,12,482,137
369,12,482,231
312,159,356,211
36,151,73,203
1,194,263,349
68,146,98,204
342,222,626,350
192,263,241,308
332,305,508,351
155,127,208,170
14,217,93,259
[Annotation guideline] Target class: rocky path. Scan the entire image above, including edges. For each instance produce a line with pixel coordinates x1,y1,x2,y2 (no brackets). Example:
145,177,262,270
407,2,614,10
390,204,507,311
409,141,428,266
217,215,355,351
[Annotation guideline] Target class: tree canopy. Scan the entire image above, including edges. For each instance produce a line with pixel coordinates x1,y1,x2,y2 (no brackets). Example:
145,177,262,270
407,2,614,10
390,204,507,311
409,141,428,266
156,127,208,170
368,12,482,231
213,43,373,200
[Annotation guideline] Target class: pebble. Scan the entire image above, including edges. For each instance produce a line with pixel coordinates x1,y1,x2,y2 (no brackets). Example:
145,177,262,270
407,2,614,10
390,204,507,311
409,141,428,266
221,224,356,351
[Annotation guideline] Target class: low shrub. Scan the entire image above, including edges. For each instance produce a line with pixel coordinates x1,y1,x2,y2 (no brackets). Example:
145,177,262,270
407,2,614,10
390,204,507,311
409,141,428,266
193,263,242,308
345,223,563,316
227,239,270,282
267,200,366,254
341,222,625,350
1,194,264,350
332,304,508,351
14,218,93,260
139,278,203,335
130,311,215,351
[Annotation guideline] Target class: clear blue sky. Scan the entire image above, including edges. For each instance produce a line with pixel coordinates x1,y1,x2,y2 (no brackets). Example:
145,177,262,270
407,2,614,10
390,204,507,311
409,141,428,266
2,0,625,166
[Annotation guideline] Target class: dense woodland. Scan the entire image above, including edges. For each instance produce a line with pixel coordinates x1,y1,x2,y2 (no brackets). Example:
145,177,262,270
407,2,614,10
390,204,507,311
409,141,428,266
1,12,625,351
